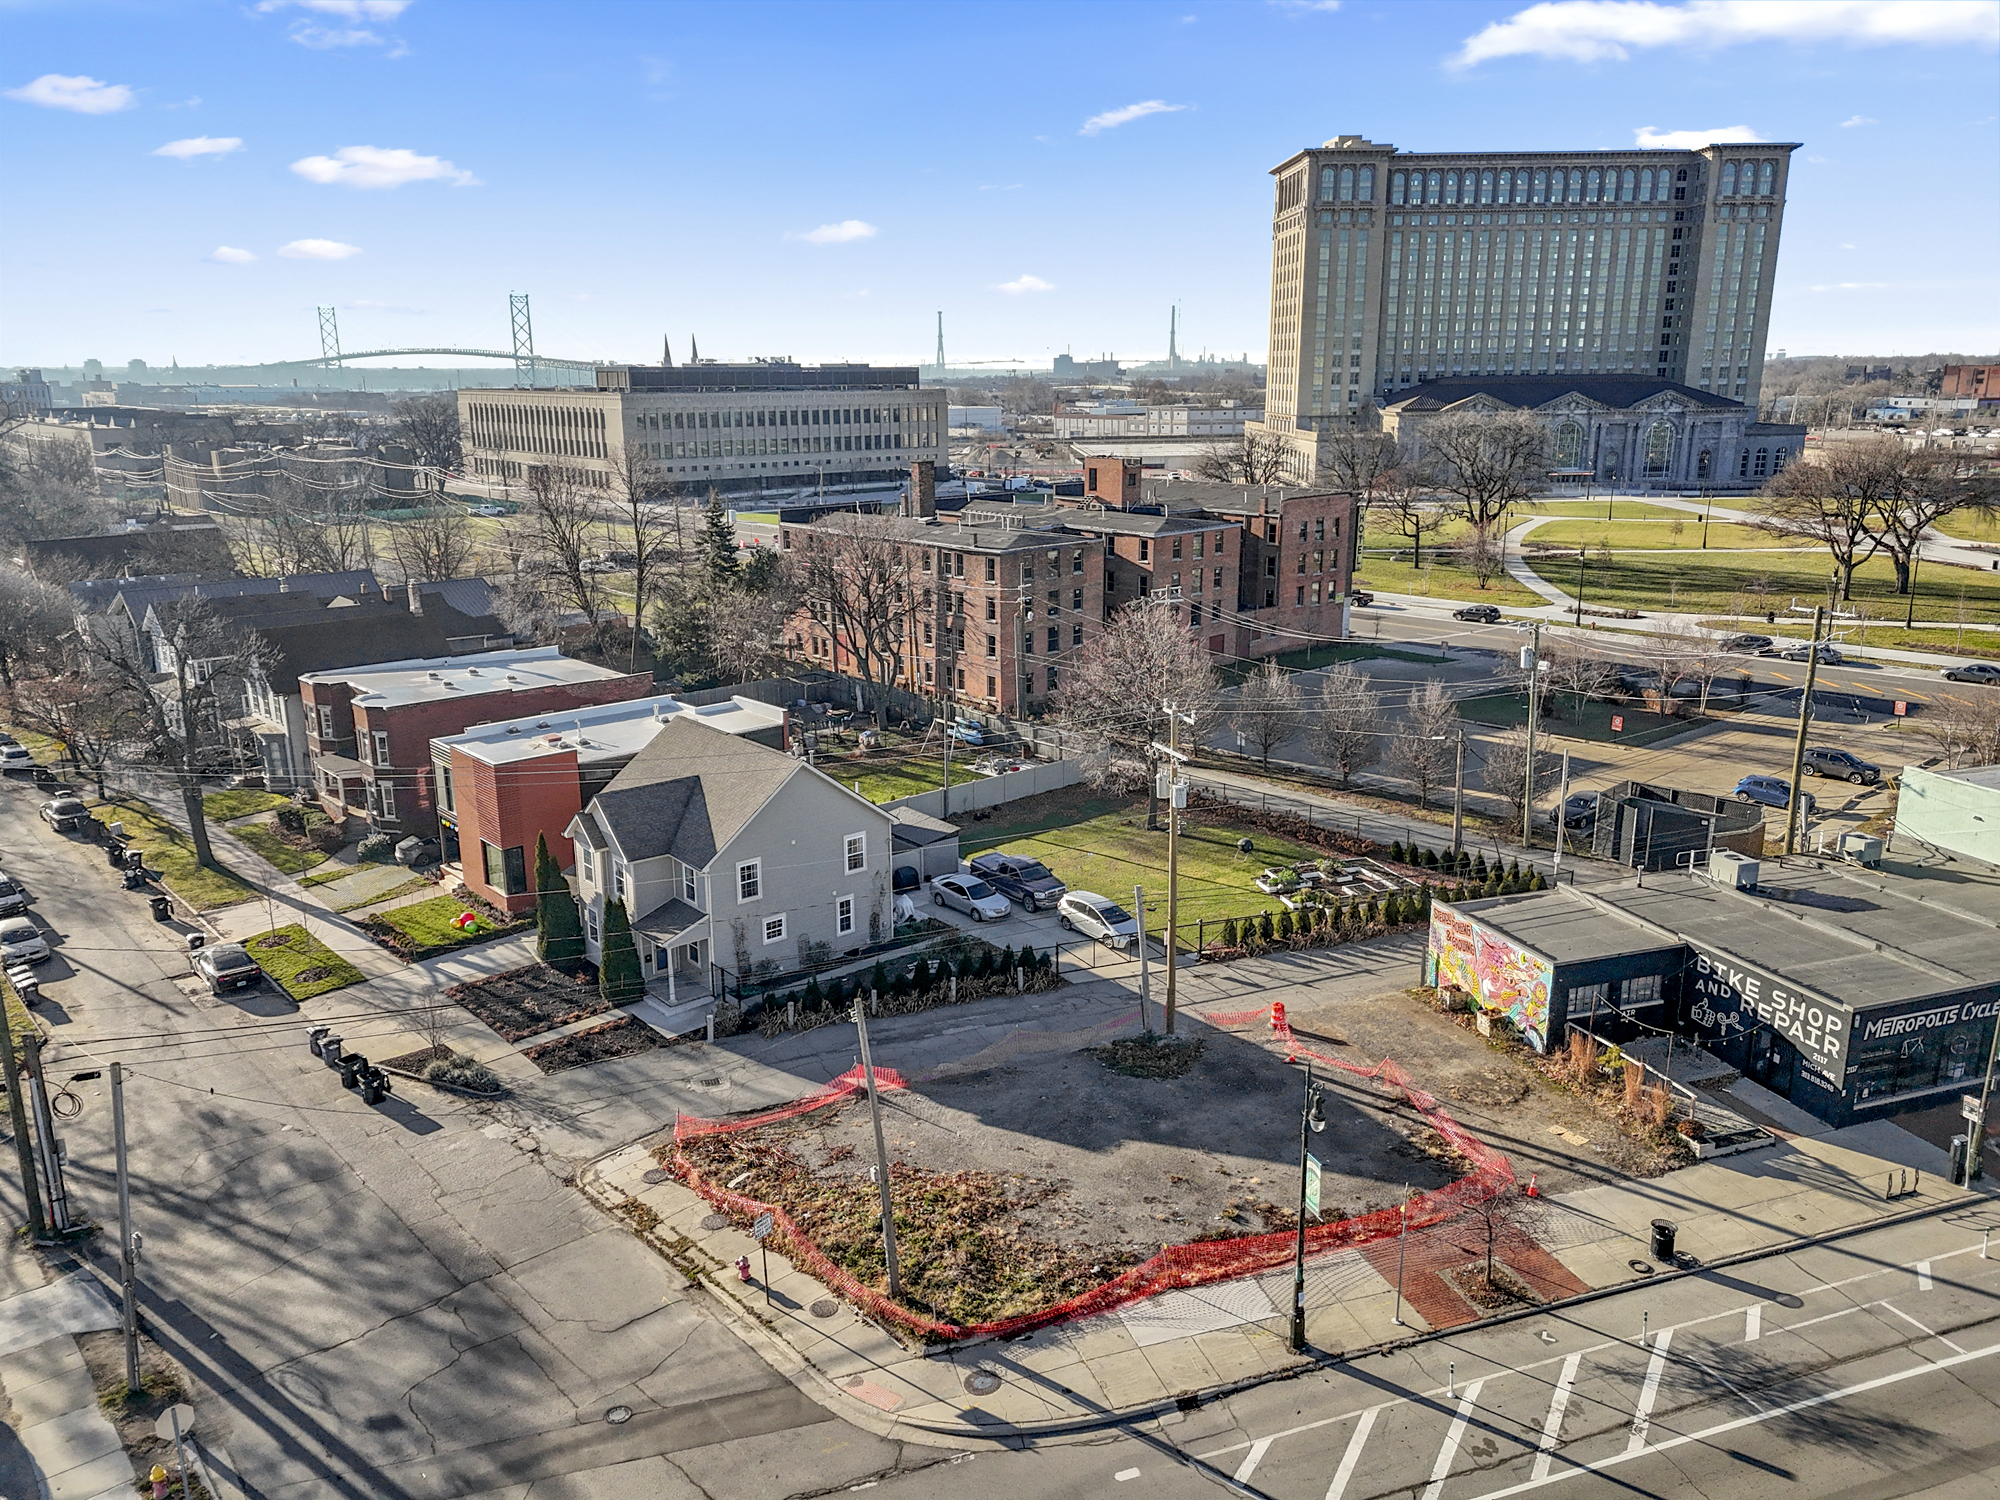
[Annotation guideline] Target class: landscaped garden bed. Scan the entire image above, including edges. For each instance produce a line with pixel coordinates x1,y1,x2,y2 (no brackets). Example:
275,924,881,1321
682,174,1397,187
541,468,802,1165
753,939,1060,1036
447,961,607,1042
88,798,255,911
246,924,364,1000
358,889,530,960
522,1015,658,1073
378,1045,504,1095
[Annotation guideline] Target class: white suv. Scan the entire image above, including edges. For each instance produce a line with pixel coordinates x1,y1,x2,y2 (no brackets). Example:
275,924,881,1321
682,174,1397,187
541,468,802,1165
0,917,50,965
1056,890,1141,951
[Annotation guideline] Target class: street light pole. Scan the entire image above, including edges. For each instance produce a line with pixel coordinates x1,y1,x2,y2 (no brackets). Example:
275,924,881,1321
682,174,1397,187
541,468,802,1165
1782,605,1825,858
1289,1065,1327,1353
1573,550,1586,629
851,1001,901,1300
1906,549,1922,631
1523,620,1544,850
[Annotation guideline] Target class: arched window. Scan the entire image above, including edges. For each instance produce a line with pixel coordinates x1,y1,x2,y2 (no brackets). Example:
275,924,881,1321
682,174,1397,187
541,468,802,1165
1753,448,1769,477
1759,160,1775,196
1773,447,1790,472
1339,166,1355,201
1532,169,1547,203
1496,171,1512,205
1586,168,1601,201
1479,169,1494,204
1426,170,1442,204
1720,162,1737,196
1644,421,1673,477
1620,168,1636,202
1320,167,1336,202
1357,165,1374,201
1567,168,1583,202
1697,449,1712,480
1554,421,1584,467
1390,171,1406,205
1445,171,1459,205
1638,168,1654,202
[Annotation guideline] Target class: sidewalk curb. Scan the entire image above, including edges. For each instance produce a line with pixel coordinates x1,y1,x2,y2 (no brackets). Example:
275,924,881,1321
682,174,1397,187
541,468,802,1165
580,1149,1997,1446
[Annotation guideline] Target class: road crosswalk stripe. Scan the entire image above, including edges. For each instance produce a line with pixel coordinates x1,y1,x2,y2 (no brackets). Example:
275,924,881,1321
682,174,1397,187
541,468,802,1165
1530,1353,1582,1482
1420,1380,1485,1500
1232,1437,1272,1486
1626,1329,1674,1453
1323,1406,1379,1500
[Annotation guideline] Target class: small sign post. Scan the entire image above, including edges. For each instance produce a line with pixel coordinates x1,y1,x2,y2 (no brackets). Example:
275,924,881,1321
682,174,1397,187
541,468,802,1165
751,1212,774,1303
1894,701,1909,718
1963,1094,1984,1124
1611,715,1625,733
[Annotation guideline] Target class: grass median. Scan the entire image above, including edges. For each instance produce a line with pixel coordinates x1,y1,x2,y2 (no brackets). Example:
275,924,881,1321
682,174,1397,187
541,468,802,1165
88,797,256,911
229,818,333,876
245,923,364,1001
359,893,531,960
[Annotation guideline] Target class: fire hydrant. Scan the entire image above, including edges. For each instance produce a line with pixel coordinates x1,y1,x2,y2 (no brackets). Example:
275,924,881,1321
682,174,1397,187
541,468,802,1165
734,1255,752,1283
150,1464,170,1499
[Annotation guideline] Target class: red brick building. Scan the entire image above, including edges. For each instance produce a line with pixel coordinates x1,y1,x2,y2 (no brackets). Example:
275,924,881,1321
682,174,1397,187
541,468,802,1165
299,647,651,840
1938,365,2000,400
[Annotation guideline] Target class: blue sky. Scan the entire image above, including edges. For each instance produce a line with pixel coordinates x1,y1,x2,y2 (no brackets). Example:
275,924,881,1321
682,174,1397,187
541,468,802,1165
4,0,1996,371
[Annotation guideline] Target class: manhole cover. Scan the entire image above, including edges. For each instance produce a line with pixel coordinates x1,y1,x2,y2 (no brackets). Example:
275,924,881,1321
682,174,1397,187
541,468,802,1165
963,1371,1002,1396
604,1405,632,1425
641,1169,668,1185
810,1299,839,1318
701,1214,730,1231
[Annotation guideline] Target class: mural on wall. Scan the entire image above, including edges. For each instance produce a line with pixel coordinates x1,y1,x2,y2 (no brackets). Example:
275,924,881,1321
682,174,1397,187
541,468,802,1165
1428,906,1554,1053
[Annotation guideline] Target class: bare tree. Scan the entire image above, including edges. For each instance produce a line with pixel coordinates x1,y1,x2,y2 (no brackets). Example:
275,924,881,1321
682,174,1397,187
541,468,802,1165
1317,428,1399,497
0,566,75,690
1055,594,1221,829
709,570,798,685
1756,446,1895,602
1393,680,1458,809
1913,694,2000,770
1230,659,1306,770
1412,410,1550,540
1480,727,1562,830
387,504,475,583
1370,467,1437,569
8,663,128,797
1647,621,1732,716
519,465,613,659
493,566,560,644
0,434,114,545
1307,662,1382,788
1869,444,1992,596
1454,532,1507,591
608,449,679,672
1195,430,1291,485
391,392,464,494
786,516,922,714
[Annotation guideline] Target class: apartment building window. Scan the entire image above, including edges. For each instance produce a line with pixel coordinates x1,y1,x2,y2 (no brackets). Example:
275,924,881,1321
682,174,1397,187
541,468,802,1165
984,557,996,583
986,634,997,657
1297,553,1307,574
1047,665,1059,691
985,596,997,622
1296,586,1306,606
372,730,390,765
837,896,855,936
1171,537,1183,559
587,908,600,944
1072,588,1083,611
316,704,333,738
682,864,697,904
1047,626,1059,652
845,833,866,873
1073,548,1084,574
611,858,625,903
482,841,527,896
437,762,453,813
763,915,786,944
377,783,397,819
1072,623,1084,647
737,860,762,901
986,675,996,697
1265,556,1278,577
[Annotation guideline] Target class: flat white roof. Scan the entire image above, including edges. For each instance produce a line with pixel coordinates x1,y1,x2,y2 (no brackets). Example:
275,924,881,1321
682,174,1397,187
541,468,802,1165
435,693,786,768
300,646,626,709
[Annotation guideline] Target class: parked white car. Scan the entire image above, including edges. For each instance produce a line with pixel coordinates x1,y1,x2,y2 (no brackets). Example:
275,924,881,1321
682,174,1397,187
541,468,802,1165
0,745,36,774
931,873,1012,922
1056,890,1141,951
0,917,50,965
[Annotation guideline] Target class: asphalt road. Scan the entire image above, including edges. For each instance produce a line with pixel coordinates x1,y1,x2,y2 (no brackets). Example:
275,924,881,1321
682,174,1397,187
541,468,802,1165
855,1208,2000,1500
0,776,935,1500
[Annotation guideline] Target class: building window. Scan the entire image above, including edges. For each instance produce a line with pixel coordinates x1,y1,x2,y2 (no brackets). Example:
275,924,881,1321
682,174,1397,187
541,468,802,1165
1753,447,1769,477
737,860,761,902
1621,973,1662,1008
1554,420,1584,467
372,729,389,765
682,864,697,904
837,895,855,935
586,907,599,944
316,703,333,738
845,833,866,873
1720,161,1737,197
763,915,786,944
985,674,996,698
1567,981,1609,1019
1072,623,1084,647
1643,421,1673,477
482,841,527,895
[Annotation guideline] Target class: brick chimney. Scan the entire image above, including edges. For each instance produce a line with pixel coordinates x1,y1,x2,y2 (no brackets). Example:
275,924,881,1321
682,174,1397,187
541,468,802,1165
908,459,937,518
1083,456,1143,508
407,579,424,614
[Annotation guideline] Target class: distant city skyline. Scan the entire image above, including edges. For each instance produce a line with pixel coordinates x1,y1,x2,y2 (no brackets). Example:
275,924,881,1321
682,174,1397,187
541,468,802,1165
3,0,1995,370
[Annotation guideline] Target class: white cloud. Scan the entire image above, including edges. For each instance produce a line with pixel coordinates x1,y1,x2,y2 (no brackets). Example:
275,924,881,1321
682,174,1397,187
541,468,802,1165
789,219,879,245
1633,124,1761,149
1271,0,1342,11
1839,114,1877,127
1840,241,1857,248
154,136,243,159
1451,0,1999,69
289,145,477,188
4,74,136,114
258,0,411,15
994,273,1054,295
278,238,362,259
257,0,411,49
1080,100,1186,135
208,246,257,263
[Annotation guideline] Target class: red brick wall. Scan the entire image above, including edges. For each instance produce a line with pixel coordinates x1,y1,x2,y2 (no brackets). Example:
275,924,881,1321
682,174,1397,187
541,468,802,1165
454,746,584,915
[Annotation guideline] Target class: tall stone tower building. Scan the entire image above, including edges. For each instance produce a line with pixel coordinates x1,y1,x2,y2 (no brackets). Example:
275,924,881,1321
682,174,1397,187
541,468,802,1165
1252,134,1797,479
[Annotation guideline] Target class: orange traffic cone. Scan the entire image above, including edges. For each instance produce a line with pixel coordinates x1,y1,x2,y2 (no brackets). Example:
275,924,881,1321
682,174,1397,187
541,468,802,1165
1270,1000,1287,1031
1524,1172,1539,1197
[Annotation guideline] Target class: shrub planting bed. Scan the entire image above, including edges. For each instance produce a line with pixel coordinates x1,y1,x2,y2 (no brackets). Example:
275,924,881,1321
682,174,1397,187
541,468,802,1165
246,924,364,1001
754,940,1061,1036
359,888,530,960
523,1015,658,1073
447,961,609,1042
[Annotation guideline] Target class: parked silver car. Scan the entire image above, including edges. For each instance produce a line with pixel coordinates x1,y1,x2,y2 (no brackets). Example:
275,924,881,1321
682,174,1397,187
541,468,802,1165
0,917,50,965
931,874,1012,922
1056,890,1141,951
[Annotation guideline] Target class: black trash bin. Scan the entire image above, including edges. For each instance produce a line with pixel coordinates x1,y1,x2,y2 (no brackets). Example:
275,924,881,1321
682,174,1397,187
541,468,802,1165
149,894,171,922
106,839,126,868
339,1053,365,1090
320,1034,343,1068
1650,1219,1677,1262
306,1025,329,1058
362,1067,391,1105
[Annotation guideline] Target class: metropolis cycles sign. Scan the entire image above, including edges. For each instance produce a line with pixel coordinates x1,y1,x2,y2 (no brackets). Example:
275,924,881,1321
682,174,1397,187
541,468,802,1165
1685,942,1851,1094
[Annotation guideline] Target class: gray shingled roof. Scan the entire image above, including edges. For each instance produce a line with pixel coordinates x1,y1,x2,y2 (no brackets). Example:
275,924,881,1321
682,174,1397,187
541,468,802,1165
588,717,801,867
1384,376,1740,413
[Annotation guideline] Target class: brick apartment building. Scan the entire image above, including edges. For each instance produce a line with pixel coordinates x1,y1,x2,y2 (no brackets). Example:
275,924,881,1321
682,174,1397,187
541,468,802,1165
1938,364,2000,401
299,647,652,840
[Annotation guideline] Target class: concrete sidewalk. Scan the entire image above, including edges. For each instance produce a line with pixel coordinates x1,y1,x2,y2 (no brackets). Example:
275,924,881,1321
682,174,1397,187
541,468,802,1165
578,990,1987,1444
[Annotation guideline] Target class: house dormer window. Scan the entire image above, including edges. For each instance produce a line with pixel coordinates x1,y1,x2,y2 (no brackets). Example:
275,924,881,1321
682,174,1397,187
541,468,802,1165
737,860,761,901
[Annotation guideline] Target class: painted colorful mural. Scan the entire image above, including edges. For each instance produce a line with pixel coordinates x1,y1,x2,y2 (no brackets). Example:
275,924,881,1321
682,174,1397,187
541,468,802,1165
1427,905,1554,1053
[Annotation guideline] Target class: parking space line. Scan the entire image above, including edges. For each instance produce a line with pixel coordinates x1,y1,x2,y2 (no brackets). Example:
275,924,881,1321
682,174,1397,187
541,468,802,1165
1420,1380,1485,1500
1625,1330,1673,1453
1744,1305,1761,1342
1323,1406,1379,1500
1918,1261,1933,1292
1883,1301,1965,1354
1231,1437,1271,1487
1529,1353,1581,1482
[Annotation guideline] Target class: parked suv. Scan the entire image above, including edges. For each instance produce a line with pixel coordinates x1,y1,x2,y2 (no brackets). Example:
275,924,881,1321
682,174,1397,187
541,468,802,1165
1734,774,1815,813
1452,603,1502,624
968,851,1067,912
1803,747,1880,785
0,745,36,774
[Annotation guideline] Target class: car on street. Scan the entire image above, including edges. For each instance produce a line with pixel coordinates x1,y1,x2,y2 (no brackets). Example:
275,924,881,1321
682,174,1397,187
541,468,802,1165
931,873,1011,922
947,718,985,746
1778,641,1844,664
1803,747,1881,785
1734,774,1815,814
194,942,264,995
1942,662,2000,685
968,851,1067,911
38,796,90,833
1349,590,1375,607
466,504,505,517
1561,793,1600,830
0,873,28,919
0,917,50,965
1451,603,1502,624
1056,890,1141,950
0,745,36,774
1718,633,1775,655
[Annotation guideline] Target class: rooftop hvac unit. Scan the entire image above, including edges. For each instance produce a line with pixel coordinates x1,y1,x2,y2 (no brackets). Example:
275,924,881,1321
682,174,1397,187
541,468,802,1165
1708,850,1761,890
1837,831,1884,869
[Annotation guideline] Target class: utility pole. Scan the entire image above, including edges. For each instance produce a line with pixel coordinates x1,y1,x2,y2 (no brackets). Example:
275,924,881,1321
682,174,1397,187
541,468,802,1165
21,1033,70,1234
939,691,951,820
1522,620,1544,850
112,1064,140,1394
1163,704,1183,1037
0,1017,45,1238
851,1002,900,1300
1451,729,1466,860
1971,999,1999,1185
1782,605,1825,857
1553,749,1572,876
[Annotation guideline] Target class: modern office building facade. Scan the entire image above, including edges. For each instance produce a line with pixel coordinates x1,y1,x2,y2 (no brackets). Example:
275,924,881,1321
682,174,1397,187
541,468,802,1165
458,362,947,494
1251,134,1798,479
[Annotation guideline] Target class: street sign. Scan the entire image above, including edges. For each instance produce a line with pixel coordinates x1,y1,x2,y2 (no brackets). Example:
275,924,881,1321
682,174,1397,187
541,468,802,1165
154,1404,195,1442
1611,715,1625,732
751,1212,775,1241
1304,1153,1322,1217
1894,701,1909,717
1963,1095,1984,1124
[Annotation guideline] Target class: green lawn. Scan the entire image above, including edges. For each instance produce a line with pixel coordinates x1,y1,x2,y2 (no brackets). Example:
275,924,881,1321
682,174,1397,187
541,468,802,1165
230,818,333,876
245,923,365,1001
1524,519,1801,552
1693,616,2000,660
361,894,530,958
1458,689,1708,745
1354,550,1547,607
301,860,362,888
827,753,953,804
89,797,257,911
330,874,433,913
202,789,291,821
1513,500,1688,521
1932,509,2000,544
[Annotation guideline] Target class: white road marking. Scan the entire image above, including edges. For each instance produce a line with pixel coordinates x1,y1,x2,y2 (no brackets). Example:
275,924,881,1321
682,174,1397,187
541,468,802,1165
1114,1468,1141,1482
1744,1305,1761,1342
1625,1329,1674,1453
1458,1338,2000,1500
1420,1379,1485,1500
1232,1438,1272,1486
1530,1353,1582,1482
1882,1300,1965,1354
1917,1260,1933,1292
1324,1406,1380,1500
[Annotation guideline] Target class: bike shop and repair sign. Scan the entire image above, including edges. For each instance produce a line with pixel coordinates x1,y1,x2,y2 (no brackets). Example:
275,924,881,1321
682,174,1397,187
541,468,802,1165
1685,940,1852,1096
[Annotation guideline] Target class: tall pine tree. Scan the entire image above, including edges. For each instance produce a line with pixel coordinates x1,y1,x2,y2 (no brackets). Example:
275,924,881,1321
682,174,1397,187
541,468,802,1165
535,833,584,965
599,900,644,1003
698,492,740,587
